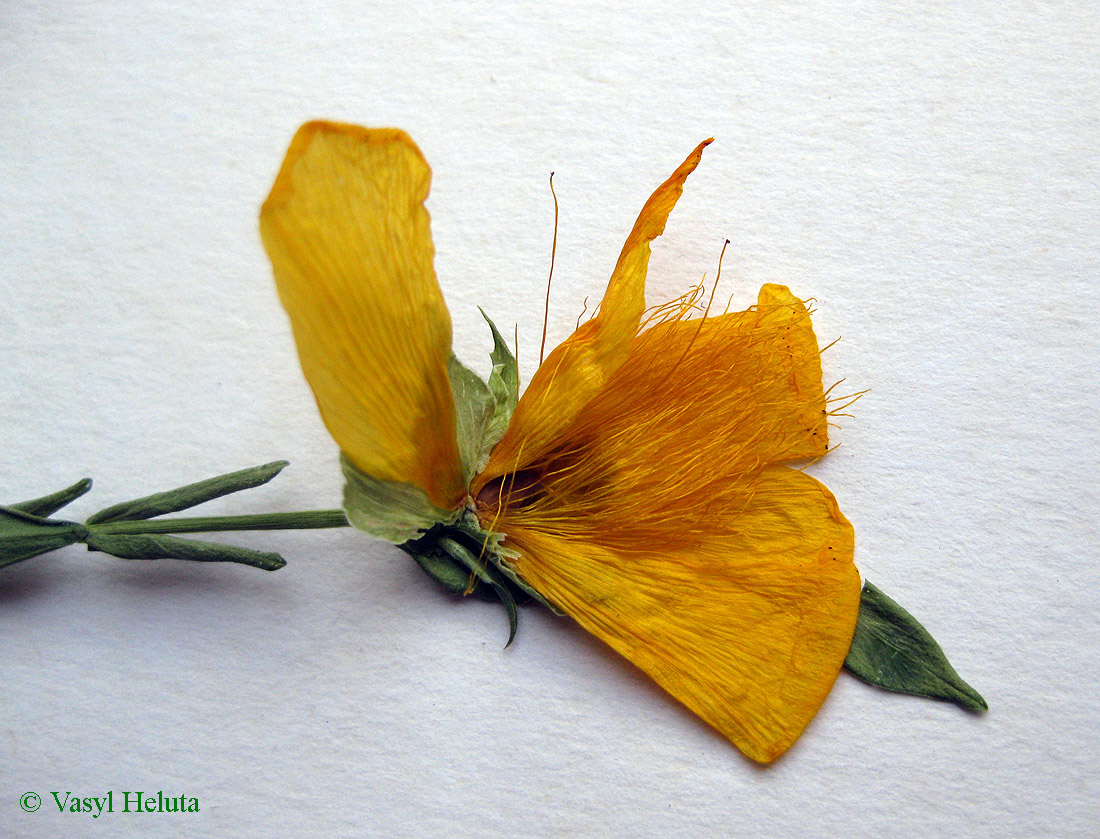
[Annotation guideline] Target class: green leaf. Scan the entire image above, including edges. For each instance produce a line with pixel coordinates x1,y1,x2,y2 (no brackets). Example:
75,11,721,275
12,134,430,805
84,531,285,571
448,353,497,484
844,581,987,712
479,308,519,453
0,506,87,569
341,455,459,544
10,478,93,517
86,461,289,524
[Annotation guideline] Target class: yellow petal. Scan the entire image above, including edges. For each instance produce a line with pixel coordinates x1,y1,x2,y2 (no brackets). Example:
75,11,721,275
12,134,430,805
477,140,712,490
475,285,832,539
473,284,855,759
261,121,465,509
491,466,859,763
610,283,832,469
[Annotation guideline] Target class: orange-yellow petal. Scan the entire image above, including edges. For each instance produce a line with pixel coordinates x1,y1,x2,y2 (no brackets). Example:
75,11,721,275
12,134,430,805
607,283,831,469
475,284,832,541
260,121,465,509
492,466,859,763
472,282,855,759
478,140,712,490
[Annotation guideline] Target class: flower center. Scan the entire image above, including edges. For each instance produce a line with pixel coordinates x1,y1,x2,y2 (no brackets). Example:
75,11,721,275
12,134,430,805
475,470,544,515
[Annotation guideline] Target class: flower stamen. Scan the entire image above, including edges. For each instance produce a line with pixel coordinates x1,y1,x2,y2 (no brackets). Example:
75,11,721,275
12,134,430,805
540,171,559,366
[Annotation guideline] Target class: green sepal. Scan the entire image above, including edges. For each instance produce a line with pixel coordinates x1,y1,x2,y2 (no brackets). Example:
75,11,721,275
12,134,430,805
448,353,497,485
398,516,549,646
10,477,93,517
489,556,561,615
341,454,459,544
844,580,988,712
446,310,520,484
399,525,507,602
451,512,562,615
479,308,519,452
86,461,288,524
438,535,518,647
401,545,477,596
0,506,88,569
84,531,285,571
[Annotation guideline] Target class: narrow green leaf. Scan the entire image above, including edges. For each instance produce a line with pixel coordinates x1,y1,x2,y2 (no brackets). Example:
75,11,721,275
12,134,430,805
342,455,458,544
479,308,519,453
0,506,87,569
448,353,497,484
84,531,285,571
844,581,987,712
86,461,289,525
10,478,93,517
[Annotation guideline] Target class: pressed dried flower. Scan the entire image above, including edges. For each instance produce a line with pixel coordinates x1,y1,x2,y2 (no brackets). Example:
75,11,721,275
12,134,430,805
0,122,981,753
260,120,861,763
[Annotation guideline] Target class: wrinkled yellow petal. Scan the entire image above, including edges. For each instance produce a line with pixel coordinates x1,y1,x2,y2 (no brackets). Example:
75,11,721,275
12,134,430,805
261,121,465,508
473,282,854,759
475,285,831,536
478,140,712,489
610,283,831,469
490,466,859,763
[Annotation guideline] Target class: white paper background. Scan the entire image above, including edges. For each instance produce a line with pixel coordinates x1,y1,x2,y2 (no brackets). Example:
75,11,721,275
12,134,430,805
2,2,1098,836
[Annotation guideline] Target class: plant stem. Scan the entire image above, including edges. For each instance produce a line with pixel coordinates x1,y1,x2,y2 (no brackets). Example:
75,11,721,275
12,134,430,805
92,510,349,536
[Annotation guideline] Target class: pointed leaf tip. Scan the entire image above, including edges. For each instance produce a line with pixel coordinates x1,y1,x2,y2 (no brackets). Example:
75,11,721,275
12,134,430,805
10,478,94,518
844,581,987,712
479,308,520,461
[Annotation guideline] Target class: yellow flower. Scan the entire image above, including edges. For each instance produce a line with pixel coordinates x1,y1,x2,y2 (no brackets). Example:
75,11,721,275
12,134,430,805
261,121,860,763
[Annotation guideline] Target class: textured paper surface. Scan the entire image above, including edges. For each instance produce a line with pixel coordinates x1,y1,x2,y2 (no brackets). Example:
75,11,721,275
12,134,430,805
2,2,1098,836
